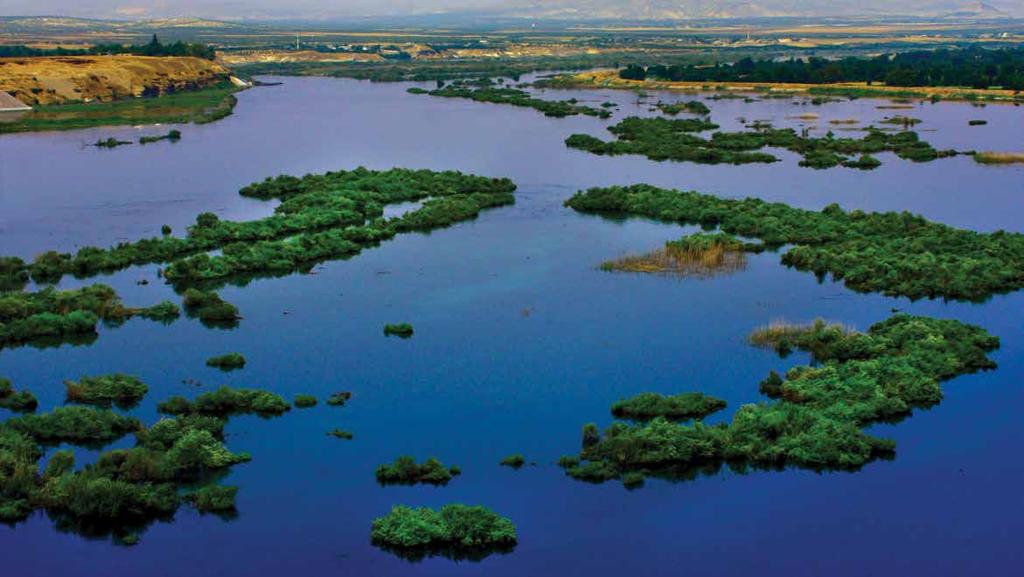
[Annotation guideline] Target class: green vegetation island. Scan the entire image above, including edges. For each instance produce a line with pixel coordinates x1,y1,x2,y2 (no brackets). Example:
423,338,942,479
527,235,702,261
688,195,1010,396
0,382,298,542
64,374,148,409
566,185,1024,302
376,456,461,486
1,168,514,289
562,315,999,486
0,168,515,350
408,83,611,119
371,504,517,561
0,284,179,352
565,116,956,169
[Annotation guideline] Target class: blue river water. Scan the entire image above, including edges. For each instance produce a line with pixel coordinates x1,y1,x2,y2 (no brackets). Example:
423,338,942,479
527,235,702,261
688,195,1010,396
0,76,1021,576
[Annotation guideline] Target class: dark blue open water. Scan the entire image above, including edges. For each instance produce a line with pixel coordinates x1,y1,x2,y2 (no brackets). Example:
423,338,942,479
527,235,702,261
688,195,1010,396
0,77,1021,576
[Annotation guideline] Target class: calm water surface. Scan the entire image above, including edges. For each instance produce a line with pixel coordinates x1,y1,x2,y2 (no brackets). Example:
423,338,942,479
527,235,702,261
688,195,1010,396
0,77,1021,576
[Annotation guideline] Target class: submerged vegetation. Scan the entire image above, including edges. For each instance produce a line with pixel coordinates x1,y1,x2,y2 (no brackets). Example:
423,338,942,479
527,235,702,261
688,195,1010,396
375,456,461,486
64,374,148,409
566,116,955,169
600,232,750,278
409,83,611,118
567,185,1024,301
206,353,246,371
562,315,999,486
611,392,727,422
371,504,517,561
293,395,317,408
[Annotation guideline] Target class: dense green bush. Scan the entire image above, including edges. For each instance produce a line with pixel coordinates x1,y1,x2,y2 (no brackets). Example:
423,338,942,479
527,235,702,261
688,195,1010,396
371,504,517,560
0,284,180,350
0,390,260,542
64,374,148,409
566,184,1024,301
0,378,38,413
206,352,246,371
611,392,726,421
375,456,461,486
183,289,240,327
184,485,238,513
561,315,1000,485
157,386,290,418
4,407,141,447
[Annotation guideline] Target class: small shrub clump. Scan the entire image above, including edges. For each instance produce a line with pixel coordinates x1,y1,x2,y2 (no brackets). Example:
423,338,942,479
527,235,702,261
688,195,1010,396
371,504,517,560
206,352,246,371
499,454,526,469
375,456,461,486
157,386,290,418
383,323,414,338
293,395,317,408
184,485,238,513
64,374,149,409
0,378,38,413
611,392,727,421
326,392,352,406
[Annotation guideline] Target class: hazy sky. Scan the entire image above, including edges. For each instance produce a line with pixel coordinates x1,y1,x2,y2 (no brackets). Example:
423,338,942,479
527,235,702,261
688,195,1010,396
3,0,1021,20
1,0,499,19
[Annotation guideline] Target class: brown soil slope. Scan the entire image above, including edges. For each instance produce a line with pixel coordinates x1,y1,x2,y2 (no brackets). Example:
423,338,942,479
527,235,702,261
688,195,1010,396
0,55,231,106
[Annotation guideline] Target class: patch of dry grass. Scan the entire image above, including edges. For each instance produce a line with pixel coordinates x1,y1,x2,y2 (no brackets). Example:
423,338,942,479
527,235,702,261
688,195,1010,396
974,151,1024,165
748,319,857,349
601,239,747,278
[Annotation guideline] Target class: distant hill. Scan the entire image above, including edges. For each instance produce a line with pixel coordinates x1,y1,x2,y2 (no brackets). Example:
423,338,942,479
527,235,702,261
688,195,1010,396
494,1,1021,20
